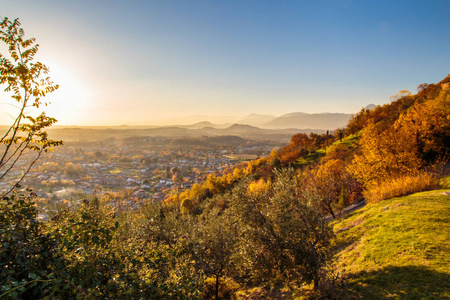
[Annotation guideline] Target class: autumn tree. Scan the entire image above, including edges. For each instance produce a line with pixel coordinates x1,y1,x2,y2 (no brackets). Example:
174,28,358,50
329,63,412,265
397,89,450,162
349,121,422,186
302,159,361,219
0,18,62,196
349,84,450,197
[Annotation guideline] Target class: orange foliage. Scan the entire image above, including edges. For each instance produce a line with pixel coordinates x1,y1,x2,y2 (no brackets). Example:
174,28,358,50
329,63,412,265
350,89,450,186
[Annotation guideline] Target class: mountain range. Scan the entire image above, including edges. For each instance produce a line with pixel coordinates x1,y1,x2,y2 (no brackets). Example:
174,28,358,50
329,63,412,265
171,110,359,130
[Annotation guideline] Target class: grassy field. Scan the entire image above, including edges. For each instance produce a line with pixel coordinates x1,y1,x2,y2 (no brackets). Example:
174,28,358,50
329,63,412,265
331,189,450,299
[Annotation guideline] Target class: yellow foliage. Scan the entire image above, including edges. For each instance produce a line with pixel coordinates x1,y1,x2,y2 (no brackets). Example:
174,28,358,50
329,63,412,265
248,179,270,196
363,170,440,204
350,89,450,187
349,122,422,185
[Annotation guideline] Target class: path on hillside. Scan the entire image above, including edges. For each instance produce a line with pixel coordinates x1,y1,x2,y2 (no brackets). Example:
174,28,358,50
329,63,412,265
325,199,366,222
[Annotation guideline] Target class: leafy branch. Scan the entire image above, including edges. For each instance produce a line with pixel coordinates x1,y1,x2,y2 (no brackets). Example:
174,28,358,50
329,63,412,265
0,17,62,196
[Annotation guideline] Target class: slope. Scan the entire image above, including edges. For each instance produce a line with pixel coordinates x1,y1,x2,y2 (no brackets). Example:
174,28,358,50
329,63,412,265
331,187,450,299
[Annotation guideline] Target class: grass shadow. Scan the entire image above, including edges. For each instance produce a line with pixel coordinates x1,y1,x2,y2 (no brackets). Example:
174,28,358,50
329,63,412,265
349,265,450,299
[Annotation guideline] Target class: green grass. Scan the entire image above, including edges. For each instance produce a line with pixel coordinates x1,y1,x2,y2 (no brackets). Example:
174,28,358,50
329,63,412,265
295,150,325,166
294,132,362,167
328,131,363,149
331,189,450,299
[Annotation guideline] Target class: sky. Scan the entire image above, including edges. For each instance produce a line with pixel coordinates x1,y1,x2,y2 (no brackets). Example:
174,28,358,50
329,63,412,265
1,0,450,126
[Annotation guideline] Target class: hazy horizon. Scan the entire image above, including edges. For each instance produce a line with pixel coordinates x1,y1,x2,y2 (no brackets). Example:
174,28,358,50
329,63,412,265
1,1,450,126
0,110,356,128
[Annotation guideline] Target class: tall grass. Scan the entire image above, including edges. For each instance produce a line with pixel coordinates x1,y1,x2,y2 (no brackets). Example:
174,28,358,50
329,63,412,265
363,170,441,204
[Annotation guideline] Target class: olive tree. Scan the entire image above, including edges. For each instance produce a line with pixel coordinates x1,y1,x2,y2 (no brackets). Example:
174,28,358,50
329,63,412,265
229,168,333,289
192,208,236,300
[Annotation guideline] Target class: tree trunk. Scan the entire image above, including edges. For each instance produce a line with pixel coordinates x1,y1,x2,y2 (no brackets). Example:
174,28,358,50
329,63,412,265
215,274,220,300
328,203,336,219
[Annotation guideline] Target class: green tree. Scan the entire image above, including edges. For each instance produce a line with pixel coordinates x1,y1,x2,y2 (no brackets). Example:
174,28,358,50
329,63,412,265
0,190,56,299
192,209,236,300
0,17,62,196
229,169,333,289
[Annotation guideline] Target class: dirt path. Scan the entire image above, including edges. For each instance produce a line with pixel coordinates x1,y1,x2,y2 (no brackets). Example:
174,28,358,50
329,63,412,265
325,199,366,222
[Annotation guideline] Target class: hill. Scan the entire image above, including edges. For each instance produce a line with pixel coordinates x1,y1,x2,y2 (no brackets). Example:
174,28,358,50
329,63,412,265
184,121,215,129
223,123,262,133
263,112,352,130
331,188,450,298
236,114,277,126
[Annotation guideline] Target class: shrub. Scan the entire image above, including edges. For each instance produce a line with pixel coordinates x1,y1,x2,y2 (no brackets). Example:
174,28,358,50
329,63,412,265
363,170,440,204
0,190,56,299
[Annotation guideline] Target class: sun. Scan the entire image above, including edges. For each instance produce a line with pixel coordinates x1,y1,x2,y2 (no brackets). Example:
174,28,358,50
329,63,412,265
39,59,94,125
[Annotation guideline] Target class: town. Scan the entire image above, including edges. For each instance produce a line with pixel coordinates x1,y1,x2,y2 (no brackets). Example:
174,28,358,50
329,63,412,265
1,135,280,218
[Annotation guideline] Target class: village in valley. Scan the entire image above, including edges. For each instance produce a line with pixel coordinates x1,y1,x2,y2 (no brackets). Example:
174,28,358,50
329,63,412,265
0,135,277,219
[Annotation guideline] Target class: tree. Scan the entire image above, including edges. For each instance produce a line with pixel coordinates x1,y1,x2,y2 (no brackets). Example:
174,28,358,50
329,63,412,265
0,190,57,299
192,209,236,300
396,90,450,162
229,169,333,288
303,159,360,219
0,18,62,196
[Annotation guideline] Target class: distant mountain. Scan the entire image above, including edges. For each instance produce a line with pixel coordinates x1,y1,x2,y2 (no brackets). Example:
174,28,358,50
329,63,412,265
237,114,276,127
155,115,242,126
225,124,262,132
263,112,352,130
149,110,358,130
184,121,215,129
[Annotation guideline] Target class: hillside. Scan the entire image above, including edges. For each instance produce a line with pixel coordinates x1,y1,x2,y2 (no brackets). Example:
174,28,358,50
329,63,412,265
331,188,450,299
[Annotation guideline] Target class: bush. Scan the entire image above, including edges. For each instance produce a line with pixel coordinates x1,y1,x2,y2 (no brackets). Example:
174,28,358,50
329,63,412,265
363,171,440,204
0,190,56,299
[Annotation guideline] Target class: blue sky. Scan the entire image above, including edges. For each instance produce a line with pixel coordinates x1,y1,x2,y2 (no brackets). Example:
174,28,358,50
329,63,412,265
1,0,449,125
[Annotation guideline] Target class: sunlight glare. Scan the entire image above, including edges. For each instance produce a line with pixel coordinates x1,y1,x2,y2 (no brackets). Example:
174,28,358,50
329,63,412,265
42,59,94,125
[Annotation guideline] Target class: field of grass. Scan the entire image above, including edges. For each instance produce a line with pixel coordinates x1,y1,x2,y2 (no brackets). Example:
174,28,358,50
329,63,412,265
331,189,450,299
